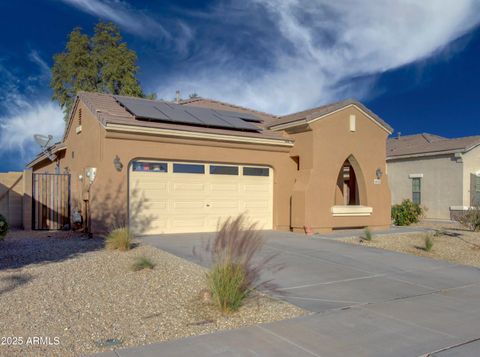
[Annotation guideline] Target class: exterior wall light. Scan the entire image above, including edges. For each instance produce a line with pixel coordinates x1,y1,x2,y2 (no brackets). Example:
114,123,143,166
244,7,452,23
113,155,123,172
376,168,383,179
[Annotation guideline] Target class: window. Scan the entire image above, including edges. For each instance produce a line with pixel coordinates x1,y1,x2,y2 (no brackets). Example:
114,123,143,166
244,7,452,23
132,161,167,172
173,163,205,174
412,177,421,205
210,165,238,175
475,176,480,205
243,167,269,176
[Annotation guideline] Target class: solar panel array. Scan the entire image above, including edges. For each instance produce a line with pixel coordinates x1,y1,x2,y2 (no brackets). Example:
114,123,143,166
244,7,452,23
114,96,263,132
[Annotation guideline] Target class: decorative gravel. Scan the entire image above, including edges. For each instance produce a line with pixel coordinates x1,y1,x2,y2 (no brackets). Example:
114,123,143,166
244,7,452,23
341,222,480,268
0,231,305,357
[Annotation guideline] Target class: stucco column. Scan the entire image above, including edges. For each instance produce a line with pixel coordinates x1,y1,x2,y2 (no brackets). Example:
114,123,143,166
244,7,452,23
22,169,33,230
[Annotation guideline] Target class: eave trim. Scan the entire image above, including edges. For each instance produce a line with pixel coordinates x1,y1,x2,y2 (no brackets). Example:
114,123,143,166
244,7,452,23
270,104,393,134
105,123,294,147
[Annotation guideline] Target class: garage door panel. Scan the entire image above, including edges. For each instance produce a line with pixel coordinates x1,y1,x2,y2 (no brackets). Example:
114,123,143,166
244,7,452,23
173,183,206,192
173,200,206,209
130,161,273,234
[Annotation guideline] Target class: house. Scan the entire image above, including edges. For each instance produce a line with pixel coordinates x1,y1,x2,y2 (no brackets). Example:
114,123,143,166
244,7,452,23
386,133,480,220
27,92,393,234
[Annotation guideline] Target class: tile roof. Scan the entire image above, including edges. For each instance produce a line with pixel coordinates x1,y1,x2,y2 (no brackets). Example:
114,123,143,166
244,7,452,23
387,133,480,158
74,92,287,140
268,99,393,133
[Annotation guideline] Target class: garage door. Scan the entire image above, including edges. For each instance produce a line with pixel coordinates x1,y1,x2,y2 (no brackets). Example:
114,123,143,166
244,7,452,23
129,160,273,234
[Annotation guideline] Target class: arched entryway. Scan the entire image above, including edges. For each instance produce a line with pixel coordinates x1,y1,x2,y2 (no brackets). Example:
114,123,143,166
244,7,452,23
334,155,367,206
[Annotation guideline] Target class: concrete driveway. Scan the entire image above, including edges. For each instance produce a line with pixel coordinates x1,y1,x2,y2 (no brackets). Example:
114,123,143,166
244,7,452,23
101,231,480,357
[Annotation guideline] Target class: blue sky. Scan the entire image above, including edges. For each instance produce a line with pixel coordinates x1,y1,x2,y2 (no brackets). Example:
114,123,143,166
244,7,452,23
1,0,480,171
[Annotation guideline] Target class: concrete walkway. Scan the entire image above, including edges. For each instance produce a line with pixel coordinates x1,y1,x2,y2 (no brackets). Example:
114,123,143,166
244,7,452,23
94,230,480,357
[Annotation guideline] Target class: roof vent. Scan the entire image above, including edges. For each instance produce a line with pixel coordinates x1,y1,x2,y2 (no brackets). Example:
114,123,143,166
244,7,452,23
175,90,181,104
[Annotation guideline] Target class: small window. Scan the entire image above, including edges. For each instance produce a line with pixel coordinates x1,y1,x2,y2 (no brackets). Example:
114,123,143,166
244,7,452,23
243,167,269,177
133,161,167,172
210,165,238,175
412,177,421,205
475,176,480,205
173,163,205,174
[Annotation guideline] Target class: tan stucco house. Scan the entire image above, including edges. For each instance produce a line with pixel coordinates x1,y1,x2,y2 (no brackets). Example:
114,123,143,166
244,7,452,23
28,92,393,234
387,133,480,220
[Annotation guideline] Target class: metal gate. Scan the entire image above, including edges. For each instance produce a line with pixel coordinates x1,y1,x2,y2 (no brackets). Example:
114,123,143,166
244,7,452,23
33,173,71,230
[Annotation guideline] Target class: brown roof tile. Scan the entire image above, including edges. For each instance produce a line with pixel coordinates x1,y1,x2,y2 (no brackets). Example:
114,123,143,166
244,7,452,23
387,133,480,158
269,99,393,133
75,92,287,141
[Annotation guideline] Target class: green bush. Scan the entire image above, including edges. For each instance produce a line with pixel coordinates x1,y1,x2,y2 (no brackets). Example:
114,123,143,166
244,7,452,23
131,256,156,271
391,199,423,226
0,214,8,240
456,206,480,232
424,234,434,252
105,228,132,251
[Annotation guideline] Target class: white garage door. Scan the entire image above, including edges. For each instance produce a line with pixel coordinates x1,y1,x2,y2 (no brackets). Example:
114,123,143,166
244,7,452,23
129,160,273,234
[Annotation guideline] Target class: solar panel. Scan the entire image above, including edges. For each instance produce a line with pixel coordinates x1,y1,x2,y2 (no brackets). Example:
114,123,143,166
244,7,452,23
114,96,262,132
213,109,263,123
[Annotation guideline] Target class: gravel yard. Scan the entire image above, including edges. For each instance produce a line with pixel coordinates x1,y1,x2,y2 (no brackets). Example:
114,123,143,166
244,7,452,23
0,231,305,357
341,221,480,268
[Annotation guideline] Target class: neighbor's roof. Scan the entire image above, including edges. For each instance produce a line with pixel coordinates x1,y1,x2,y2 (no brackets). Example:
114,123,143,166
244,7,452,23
73,92,288,141
387,133,480,159
268,99,393,133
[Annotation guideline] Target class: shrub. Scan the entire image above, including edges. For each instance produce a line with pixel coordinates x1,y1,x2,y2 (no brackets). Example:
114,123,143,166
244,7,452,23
105,228,132,251
424,234,434,252
131,256,155,271
391,199,423,226
207,262,248,312
456,206,480,232
362,228,373,241
200,214,280,313
0,214,8,240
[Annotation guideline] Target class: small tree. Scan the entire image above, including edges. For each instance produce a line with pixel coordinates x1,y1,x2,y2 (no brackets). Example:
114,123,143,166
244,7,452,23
51,22,145,120
456,206,480,232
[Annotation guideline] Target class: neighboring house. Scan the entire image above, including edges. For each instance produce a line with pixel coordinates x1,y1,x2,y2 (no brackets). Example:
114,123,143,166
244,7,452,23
387,133,480,220
28,93,393,234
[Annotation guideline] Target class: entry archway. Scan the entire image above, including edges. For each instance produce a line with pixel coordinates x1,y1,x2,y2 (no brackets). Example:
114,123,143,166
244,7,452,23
334,155,367,206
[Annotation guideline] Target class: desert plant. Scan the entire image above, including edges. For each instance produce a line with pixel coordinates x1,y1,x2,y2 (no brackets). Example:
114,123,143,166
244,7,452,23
455,206,480,232
131,256,155,271
0,214,8,240
199,214,280,313
391,199,423,226
424,234,434,252
362,228,373,241
105,227,132,251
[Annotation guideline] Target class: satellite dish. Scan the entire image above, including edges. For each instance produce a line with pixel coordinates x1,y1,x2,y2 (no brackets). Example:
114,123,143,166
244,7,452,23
33,134,57,162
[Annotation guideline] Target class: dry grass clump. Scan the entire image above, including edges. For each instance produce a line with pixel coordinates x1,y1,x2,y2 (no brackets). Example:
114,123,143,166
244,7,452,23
131,256,156,271
105,228,132,251
200,214,281,313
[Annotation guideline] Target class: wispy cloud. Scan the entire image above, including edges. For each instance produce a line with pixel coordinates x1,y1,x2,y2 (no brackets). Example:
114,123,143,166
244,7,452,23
0,64,64,159
154,0,480,114
60,0,171,39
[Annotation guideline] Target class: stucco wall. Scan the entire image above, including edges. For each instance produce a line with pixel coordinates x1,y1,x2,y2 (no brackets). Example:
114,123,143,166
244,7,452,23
287,106,392,232
0,172,24,228
387,154,463,219
462,145,480,206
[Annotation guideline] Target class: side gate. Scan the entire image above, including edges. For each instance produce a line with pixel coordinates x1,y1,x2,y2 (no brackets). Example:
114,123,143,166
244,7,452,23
32,173,71,230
